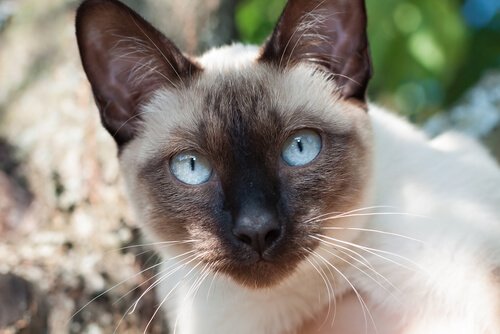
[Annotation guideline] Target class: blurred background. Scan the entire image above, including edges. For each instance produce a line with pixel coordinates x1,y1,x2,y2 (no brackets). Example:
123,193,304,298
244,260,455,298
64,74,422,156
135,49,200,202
0,0,499,333
238,0,500,121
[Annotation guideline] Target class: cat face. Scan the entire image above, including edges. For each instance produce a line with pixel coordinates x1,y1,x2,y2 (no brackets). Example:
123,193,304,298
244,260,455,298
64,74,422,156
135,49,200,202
76,0,373,288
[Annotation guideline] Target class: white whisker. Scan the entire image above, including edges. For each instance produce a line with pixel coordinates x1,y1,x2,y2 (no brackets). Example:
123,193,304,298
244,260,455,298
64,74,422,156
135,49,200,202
142,255,203,334
319,245,402,305
302,205,395,225
68,248,195,328
130,254,201,315
173,263,213,334
113,250,197,306
110,239,199,253
307,248,378,334
315,234,425,273
320,226,424,244
170,260,208,334
112,251,199,333
303,249,335,327
319,252,338,328
206,263,223,302
315,212,429,223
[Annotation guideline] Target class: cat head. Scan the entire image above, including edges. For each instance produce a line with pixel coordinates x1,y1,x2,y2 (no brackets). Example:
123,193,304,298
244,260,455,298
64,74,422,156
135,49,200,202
76,0,373,288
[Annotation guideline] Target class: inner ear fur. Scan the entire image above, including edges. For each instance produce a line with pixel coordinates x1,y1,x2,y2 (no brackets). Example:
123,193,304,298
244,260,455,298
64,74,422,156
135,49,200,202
260,0,372,103
76,0,200,146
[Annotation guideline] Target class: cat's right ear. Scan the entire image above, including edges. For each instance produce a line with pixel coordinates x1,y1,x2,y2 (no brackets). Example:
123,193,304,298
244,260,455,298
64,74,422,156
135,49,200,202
76,0,199,146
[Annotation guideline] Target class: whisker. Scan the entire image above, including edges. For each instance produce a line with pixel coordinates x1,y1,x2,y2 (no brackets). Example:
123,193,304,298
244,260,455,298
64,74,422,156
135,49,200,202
163,261,208,334
320,226,424,244
206,264,222,302
109,239,199,253
142,255,203,334
185,262,210,299
112,252,199,333
302,205,396,225
325,245,397,296
315,234,425,273
319,252,338,328
318,245,402,305
139,279,182,334
315,212,429,223
307,249,378,334
303,249,335,328
130,254,201,315
113,250,197,306
313,235,373,269
173,263,212,334
67,249,195,327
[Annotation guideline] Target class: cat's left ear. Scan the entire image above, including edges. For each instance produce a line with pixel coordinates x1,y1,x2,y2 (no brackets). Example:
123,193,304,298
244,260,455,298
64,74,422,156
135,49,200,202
260,0,372,104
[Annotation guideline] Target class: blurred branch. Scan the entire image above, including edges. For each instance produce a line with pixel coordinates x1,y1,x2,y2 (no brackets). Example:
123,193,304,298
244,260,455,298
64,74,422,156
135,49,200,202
0,1,15,33
198,0,238,52
424,71,500,162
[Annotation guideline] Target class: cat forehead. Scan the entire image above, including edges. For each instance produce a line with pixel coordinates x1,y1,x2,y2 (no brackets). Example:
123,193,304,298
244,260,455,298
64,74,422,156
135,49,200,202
133,45,366,159
197,44,261,70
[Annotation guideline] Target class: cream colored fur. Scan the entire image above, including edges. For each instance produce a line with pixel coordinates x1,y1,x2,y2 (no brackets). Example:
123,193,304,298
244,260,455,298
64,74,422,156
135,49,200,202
120,45,500,334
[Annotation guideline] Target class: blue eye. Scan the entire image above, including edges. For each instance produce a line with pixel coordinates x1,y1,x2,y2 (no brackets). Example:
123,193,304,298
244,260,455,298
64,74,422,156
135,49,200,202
282,130,322,166
170,152,213,185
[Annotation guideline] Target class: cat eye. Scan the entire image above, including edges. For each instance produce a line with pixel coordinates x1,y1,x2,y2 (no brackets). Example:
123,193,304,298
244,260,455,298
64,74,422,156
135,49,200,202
282,130,322,167
170,152,213,185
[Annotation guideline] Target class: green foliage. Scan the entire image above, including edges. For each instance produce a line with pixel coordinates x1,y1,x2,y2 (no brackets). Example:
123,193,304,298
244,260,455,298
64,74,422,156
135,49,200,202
366,0,467,121
236,0,286,44
235,0,500,122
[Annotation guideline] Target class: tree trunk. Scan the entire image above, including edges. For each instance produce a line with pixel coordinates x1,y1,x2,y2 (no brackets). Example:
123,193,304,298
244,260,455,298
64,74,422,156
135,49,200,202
123,0,237,54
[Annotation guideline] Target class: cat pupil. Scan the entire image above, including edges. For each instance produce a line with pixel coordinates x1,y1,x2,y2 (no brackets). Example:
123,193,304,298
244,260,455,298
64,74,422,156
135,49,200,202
297,139,303,153
190,158,195,171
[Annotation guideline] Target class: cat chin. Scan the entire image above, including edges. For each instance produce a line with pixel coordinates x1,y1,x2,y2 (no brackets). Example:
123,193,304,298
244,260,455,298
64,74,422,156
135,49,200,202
215,257,304,289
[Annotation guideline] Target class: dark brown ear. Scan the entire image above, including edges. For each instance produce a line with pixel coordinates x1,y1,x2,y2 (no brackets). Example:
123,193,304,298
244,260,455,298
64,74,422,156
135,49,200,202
260,0,372,103
76,0,199,146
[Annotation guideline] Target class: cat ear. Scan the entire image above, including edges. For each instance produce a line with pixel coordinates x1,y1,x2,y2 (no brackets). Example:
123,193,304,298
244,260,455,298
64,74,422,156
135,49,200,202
76,0,199,146
260,0,372,103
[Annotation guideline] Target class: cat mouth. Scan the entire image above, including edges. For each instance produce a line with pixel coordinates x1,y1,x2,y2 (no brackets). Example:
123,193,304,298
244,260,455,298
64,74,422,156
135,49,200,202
222,261,299,288
190,225,320,288
209,247,308,289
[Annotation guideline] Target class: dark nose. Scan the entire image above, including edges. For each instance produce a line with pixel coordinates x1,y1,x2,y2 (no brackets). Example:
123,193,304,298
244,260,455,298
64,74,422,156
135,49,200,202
232,208,281,256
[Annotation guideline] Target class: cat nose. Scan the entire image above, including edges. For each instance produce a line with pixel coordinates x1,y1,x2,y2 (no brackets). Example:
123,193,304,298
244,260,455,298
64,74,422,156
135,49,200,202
232,209,282,257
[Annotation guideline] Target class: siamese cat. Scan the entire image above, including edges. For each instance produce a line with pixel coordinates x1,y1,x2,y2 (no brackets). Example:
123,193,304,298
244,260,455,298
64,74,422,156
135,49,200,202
76,0,500,333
